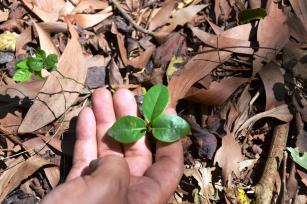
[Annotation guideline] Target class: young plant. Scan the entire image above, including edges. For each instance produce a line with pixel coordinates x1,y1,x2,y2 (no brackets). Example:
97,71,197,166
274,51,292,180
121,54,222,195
108,84,190,143
13,49,58,82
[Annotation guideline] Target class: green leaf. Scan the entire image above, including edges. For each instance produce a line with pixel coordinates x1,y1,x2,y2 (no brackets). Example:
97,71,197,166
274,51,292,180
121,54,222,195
108,116,146,143
35,49,46,60
287,147,307,170
152,114,190,142
15,59,29,70
13,69,32,82
27,57,44,71
44,54,58,71
34,71,43,80
142,84,169,122
239,8,267,24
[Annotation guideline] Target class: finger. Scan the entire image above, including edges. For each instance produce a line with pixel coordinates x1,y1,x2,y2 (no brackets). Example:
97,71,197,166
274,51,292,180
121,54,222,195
66,107,97,181
144,107,184,202
92,88,123,157
113,89,152,176
42,155,130,204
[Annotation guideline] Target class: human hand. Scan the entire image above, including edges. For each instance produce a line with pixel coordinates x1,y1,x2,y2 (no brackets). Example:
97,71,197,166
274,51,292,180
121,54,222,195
41,88,184,204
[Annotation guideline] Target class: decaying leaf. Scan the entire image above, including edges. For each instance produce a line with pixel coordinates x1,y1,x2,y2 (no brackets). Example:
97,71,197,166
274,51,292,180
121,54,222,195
236,104,293,134
214,132,244,181
18,20,87,133
0,31,18,52
73,0,109,13
72,7,113,28
148,0,176,31
0,155,56,202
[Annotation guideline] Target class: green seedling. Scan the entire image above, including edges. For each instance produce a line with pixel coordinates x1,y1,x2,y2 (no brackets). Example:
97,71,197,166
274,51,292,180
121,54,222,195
239,8,267,24
13,49,58,82
287,147,307,170
108,84,190,143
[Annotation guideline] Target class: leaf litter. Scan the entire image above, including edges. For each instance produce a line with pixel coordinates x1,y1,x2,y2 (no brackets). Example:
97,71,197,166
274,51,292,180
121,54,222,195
0,0,306,203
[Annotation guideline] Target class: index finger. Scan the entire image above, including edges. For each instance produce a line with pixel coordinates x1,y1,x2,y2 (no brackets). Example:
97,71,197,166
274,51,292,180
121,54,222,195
144,107,184,202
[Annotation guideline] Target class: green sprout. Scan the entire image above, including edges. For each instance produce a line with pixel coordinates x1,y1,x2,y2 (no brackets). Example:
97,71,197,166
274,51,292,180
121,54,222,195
13,49,58,82
108,84,191,143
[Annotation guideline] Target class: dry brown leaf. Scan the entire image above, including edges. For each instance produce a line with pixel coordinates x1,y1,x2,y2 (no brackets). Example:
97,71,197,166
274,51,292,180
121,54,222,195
148,0,176,31
44,167,60,188
15,27,31,56
0,110,22,135
214,132,243,181
114,24,155,70
190,26,253,54
220,23,252,41
73,0,108,13
168,49,231,107
109,58,123,85
0,10,9,22
21,0,66,22
204,16,223,34
258,63,285,110
33,22,60,56
289,0,307,33
185,77,249,106
72,7,112,28
154,4,207,41
0,155,56,202
236,104,293,134
252,1,289,74
18,20,87,133
38,22,68,33
214,0,232,23
297,169,307,187
126,0,140,11
0,80,44,100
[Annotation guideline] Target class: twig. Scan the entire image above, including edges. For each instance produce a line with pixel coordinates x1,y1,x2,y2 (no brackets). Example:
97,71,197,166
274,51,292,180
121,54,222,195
109,0,155,35
255,123,290,204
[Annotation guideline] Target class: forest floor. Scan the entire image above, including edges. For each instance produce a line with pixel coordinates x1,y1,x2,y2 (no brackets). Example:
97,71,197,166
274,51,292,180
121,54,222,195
0,0,306,203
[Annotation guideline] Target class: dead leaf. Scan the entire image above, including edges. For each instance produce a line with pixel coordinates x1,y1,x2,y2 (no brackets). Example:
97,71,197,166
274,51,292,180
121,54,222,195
18,20,87,133
236,104,293,134
33,22,60,56
15,27,31,56
0,10,9,22
189,26,253,54
109,58,123,85
0,110,22,135
185,77,249,106
214,0,232,23
148,0,177,31
0,155,56,202
73,0,108,13
258,63,285,110
289,0,307,33
168,49,231,107
72,7,113,28
126,0,140,11
252,2,289,74
214,132,244,181
21,0,66,22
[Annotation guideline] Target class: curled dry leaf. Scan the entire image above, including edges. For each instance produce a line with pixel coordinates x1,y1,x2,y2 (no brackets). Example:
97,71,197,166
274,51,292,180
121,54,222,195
189,26,253,54
252,1,289,74
236,104,293,134
18,20,87,133
0,155,56,202
154,4,207,41
214,132,244,182
185,77,249,106
33,22,60,56
168,49,231,107
21,0,66,22
73,0,109,14
72,7,113,28
258,63,285,110
113,24,155,70
148,0,176,31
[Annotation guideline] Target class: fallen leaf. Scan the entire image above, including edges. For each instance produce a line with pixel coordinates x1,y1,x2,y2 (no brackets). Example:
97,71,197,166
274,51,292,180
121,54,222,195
0,155,56,202
289,0,307,33
0,31,18,52
214,132,244,181
148,0,176,31
236,104,293,134
185,77,249,106
33,22,60,57
168,49,231,107
258,63,285,110
0,10,9,22
18,20,87,133
73,0,109,13
15,27,31,56
109,58,123,85
72,7,113,28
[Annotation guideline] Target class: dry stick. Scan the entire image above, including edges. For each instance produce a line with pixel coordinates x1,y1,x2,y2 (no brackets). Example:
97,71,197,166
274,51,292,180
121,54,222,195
109,0,155,35
255,123,290,204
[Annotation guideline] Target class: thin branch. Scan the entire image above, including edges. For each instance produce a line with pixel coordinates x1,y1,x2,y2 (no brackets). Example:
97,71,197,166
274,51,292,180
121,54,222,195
110,0,155,35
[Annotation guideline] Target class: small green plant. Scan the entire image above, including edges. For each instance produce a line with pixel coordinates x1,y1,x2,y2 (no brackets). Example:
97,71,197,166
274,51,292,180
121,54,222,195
239,8,267,24
13,49,58,82
287,147,307,170
108,84,190,143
